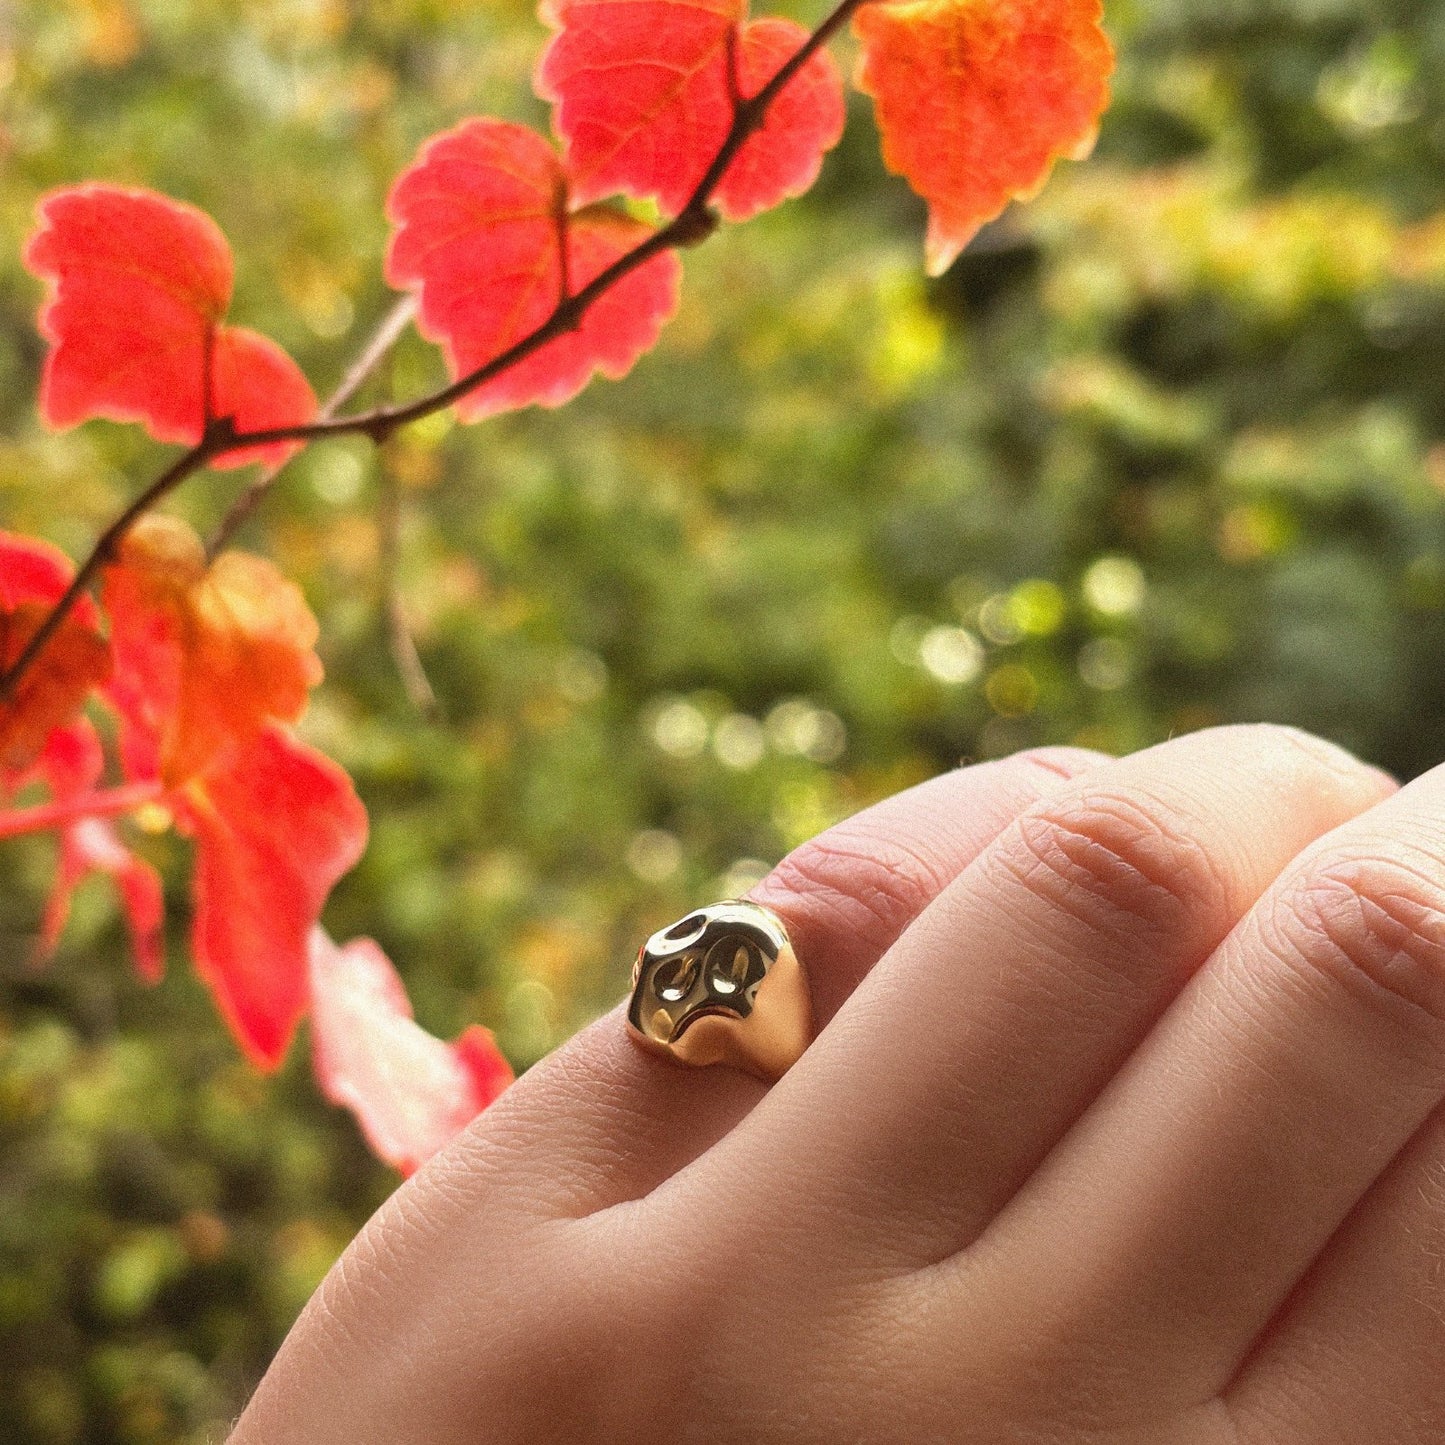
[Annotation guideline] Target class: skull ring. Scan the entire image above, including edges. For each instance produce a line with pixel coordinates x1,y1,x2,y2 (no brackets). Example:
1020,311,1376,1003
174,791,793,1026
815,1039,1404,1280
626,901,811,1081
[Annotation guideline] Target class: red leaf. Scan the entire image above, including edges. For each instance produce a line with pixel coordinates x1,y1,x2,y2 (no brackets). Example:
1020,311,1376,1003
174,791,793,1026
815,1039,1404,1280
537,0,844,221
853,0,1114,274
385,118,682,420
0,531,110,783
180,726,368,1070
718,20,846,223
209,326,318,471
538,0,736,214
25,184,315,467
40,816,165,983
310,929,514,1175
26,185,231,440
0,532,96,621
27,715,105,798
102,516,323,787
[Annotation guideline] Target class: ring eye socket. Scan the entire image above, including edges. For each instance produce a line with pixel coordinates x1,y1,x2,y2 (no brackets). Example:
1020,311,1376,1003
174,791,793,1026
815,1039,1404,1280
705,938,756,996
662,912,708,947
652,954,700,1003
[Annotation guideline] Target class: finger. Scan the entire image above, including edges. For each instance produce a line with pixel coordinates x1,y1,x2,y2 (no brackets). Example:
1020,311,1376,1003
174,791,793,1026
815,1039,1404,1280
439,746,1107,1219
985,758,1445,1412
1225,1100,1445,1444
235,749,1108,1445
665,725,1392,1271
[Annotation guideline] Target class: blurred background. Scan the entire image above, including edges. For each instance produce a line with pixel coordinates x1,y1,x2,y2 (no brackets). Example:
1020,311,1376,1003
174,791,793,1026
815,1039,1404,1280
2,0,1445,1438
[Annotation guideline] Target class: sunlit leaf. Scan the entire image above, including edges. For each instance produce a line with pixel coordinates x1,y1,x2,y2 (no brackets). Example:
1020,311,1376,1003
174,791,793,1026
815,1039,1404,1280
385,118,682,419
310,929,514,1175
853,0,1114,274
25,184,316,468
102,516,323,787
537,0,844,220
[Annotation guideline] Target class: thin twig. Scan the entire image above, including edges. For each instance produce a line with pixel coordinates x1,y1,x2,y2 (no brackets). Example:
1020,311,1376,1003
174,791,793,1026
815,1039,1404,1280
207,294,419,557
555,177,574,306
0,0,865,704
324,294,421,417
724,27,743,111
377,464,440,719
202,321,217,425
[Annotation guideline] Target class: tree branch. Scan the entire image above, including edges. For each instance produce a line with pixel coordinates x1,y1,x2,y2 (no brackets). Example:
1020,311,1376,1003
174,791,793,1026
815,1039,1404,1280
0,423,232,703
0,0,864,705
214,0,862,454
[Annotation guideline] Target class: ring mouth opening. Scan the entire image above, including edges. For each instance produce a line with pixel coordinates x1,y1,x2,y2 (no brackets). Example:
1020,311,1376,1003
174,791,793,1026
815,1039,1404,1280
672,1003,744,1037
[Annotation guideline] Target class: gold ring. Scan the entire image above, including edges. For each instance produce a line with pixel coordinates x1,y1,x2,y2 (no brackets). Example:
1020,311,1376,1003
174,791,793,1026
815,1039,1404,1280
626,900,812,1081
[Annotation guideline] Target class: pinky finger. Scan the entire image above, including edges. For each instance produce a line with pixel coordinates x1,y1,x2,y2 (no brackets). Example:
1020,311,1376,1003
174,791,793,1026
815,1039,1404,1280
1226,1101,1445,1445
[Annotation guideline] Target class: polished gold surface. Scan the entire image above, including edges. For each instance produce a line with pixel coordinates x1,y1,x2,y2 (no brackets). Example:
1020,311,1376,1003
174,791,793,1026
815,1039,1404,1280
626,901,811,1081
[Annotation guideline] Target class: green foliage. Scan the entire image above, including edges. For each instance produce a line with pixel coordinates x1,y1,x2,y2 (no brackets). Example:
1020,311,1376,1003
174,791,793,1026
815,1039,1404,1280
4,0,1445,1438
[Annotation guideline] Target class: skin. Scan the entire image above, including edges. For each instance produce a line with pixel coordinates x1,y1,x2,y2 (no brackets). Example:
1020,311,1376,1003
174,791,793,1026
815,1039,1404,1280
232,724,1445,1444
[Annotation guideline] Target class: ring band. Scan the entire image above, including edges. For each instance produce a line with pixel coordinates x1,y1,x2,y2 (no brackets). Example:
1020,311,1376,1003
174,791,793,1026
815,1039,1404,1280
626,900,812,1081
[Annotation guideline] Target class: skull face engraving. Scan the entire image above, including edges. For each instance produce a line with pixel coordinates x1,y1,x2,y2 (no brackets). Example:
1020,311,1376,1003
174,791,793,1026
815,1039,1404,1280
626,900,810,1079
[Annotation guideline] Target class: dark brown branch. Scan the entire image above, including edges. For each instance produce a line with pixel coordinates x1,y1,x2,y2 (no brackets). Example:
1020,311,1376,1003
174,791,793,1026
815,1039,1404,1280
0,0,864,705
555,181,574,305
724,26,743,112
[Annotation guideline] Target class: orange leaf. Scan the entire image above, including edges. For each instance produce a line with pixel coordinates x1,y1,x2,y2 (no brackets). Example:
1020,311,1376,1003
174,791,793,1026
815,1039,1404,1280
25,184,316,468
181,727,368,1070
0,531,110,782
310,930,514,1175
385,118,682,419
853,0,1114,274
102,516,322,787
537,0,844,221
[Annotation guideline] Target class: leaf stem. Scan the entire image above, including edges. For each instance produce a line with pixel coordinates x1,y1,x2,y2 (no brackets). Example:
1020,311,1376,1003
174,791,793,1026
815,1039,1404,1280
0,780,165,842
0,0,866,704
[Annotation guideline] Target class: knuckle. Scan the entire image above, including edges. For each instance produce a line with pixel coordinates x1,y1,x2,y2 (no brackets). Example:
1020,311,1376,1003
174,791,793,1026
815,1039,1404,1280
1274,848,1445,1024
1004,787,1229,944
764,826,950,949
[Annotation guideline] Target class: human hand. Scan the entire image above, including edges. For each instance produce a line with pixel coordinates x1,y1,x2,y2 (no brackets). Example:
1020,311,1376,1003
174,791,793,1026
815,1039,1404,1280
232,725,1445,1444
